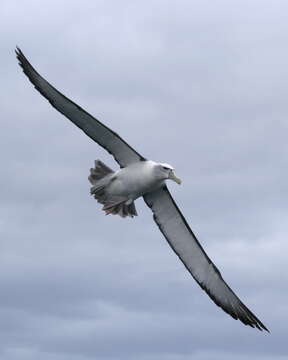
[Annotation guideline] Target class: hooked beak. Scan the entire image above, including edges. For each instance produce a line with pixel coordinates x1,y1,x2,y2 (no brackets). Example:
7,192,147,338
168,170,182,185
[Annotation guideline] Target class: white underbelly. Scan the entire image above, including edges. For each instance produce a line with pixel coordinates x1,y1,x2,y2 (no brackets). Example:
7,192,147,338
107,161,162,200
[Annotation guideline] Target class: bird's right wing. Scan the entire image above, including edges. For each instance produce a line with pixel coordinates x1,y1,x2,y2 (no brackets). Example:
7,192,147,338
144,185,269,331
16,47,145,168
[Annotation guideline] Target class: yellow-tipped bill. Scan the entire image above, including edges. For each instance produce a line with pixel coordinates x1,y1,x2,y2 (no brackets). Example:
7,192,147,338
169,171,182,184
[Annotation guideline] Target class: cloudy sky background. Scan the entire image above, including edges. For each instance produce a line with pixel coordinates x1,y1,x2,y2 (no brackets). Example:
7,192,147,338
1,0,288,359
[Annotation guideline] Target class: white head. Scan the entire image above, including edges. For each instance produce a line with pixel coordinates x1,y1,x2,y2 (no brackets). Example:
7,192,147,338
154,162,182,184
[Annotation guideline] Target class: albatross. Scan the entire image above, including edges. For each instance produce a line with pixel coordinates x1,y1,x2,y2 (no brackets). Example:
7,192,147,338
16,47,268,332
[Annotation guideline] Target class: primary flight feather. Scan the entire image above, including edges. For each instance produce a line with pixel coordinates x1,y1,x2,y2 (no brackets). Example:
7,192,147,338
16,47,268,332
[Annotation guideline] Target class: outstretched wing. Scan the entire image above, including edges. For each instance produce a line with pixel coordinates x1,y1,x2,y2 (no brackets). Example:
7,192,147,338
144,186,269,331
15,48,145,168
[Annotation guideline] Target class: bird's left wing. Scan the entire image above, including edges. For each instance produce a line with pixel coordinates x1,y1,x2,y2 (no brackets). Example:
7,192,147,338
15,48,145,168
143,186,269,331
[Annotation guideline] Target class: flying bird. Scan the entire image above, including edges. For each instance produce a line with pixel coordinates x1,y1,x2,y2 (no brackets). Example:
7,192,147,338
16,47,268,332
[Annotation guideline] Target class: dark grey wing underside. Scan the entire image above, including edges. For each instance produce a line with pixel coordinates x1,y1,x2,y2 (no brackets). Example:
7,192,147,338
15,48,145,168
144,186,268,332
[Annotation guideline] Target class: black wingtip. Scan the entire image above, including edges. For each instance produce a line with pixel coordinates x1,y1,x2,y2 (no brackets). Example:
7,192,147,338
15,46,30,69
260,323,270,333
15,46,25,69
15,46,22,58
15,46,41,81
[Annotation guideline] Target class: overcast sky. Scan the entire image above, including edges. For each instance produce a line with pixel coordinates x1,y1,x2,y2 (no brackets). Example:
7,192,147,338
1,0,288,359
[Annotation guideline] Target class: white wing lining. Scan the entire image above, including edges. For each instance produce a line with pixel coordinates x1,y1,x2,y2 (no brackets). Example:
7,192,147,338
144,186,268,331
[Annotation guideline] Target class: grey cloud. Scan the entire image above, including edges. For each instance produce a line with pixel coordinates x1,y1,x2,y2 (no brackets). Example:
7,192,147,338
1,0,287,359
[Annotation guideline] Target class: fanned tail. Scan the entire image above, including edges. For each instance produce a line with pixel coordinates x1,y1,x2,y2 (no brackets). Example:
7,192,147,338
88,159,137,218
88,160,114,185
103,199,138,218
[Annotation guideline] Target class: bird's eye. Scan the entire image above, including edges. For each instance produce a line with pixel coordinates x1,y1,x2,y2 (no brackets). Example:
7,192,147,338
162,166,170,170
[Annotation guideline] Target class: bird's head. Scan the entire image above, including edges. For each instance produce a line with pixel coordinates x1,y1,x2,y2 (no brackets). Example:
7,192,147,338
155,163,182,185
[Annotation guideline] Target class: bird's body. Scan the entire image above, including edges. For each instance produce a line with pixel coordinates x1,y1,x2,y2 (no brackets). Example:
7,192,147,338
109,161,163,201
89,160,180,217
16,47,269,332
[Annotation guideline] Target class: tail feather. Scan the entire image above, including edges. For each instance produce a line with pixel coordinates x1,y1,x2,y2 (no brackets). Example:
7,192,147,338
88,160,114,185
88,159,138,218
102,197,127,211
127,202,137,216
104,201,137,218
